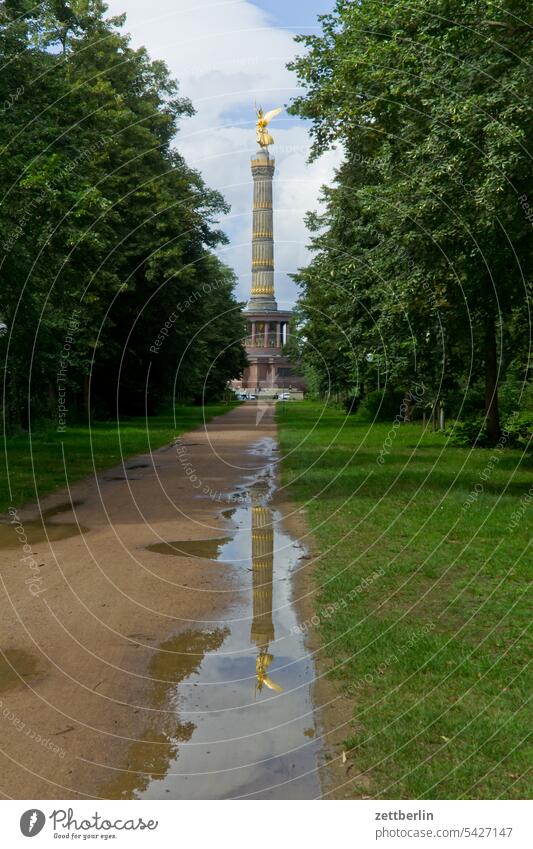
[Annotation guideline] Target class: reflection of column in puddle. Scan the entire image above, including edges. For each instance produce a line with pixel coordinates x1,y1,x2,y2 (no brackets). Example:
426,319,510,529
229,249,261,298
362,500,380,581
250,484,282,695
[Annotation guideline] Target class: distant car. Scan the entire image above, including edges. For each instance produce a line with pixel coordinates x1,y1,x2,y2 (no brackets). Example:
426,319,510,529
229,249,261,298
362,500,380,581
248,394,257,400
280,392,290,400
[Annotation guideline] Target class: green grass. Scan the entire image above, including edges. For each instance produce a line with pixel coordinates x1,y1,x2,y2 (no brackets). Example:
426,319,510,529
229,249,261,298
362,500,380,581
1,404,235,512
277,401,531,799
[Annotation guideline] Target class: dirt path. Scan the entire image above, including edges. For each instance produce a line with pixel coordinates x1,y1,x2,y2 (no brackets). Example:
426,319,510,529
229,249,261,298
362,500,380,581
0,403,285,799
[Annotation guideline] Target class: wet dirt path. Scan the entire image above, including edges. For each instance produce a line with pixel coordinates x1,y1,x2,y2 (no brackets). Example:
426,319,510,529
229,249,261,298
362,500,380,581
0,403,321,799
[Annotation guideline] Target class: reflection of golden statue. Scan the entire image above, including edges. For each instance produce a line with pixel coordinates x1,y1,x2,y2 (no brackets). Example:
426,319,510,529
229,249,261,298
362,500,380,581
256,650,283,694
250,483,282,696
256,106,282,148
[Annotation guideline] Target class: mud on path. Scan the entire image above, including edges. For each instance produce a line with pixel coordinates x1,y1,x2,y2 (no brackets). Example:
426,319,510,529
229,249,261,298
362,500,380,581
0,403,321,799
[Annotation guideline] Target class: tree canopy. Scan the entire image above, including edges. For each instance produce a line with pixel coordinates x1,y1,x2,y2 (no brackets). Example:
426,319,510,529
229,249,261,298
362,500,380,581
0,0,246,428
288,0,533,444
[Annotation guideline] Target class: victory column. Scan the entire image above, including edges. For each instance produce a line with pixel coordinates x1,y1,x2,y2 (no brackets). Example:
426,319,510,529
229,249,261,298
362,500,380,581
235,108,305,395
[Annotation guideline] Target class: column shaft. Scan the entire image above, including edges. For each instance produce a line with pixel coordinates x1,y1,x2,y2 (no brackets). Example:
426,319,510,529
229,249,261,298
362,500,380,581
250,151,276,307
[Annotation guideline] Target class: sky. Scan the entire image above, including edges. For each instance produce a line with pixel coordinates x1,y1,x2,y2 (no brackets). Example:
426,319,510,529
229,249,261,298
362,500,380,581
106,0,341,308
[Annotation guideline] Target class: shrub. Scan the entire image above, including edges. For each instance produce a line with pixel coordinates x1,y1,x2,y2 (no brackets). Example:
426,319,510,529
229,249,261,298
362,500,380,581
499,374,533,418
503,412,533,449
355,388,419,422
445,412,533,449
445,416,489,447
343,395,361,414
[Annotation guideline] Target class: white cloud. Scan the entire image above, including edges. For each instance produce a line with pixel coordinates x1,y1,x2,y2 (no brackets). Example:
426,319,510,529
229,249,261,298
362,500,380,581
107,0,342,304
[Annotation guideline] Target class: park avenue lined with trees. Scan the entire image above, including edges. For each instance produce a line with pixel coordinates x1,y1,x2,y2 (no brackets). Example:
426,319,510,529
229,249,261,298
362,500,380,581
0,0,531,811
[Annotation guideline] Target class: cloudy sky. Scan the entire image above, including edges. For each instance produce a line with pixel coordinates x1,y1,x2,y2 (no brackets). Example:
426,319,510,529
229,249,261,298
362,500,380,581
106,0,341,308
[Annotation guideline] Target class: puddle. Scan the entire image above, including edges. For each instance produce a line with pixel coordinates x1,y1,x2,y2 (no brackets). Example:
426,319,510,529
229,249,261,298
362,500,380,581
103,475,143,482
0,649,40,693
112,455,321,800
105,731,192,799
41,500,84,519
249,436,277,459
0,501,88,550
145,538,232,559
149,629,230,708
105,628,228,799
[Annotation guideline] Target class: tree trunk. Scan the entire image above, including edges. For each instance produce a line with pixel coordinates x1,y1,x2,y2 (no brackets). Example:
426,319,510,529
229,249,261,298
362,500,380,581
403,390,413,422
484,319,501,445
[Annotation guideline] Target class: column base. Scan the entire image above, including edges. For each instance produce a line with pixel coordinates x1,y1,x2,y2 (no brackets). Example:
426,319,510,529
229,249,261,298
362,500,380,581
248,296,278,311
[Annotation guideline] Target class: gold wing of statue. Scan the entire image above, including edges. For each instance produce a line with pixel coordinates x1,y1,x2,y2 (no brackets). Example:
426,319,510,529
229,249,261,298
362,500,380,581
255,651,283,693
262,107,282,126
262,675,284,693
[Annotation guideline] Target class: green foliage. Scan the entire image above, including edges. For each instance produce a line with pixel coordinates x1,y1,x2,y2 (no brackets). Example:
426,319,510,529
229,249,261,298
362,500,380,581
503,411,533,449
445,416,490,448
446,410,533,449
499,370,533,418
288,0,533,446
354,388,410,423
0,0,246,429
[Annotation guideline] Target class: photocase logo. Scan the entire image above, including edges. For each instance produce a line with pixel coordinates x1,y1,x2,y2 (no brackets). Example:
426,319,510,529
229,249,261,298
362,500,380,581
20,809,46,837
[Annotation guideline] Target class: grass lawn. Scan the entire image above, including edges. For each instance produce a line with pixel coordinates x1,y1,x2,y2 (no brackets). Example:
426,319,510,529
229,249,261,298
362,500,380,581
1,403,235,513
277,401,531,799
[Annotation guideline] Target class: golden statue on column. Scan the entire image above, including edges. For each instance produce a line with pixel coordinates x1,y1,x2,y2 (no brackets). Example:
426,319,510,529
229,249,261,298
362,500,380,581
256,106,282,149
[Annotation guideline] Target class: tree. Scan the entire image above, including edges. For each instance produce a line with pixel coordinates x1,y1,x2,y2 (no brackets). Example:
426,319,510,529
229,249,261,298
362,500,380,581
289,0,533,443
1,0,246,428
